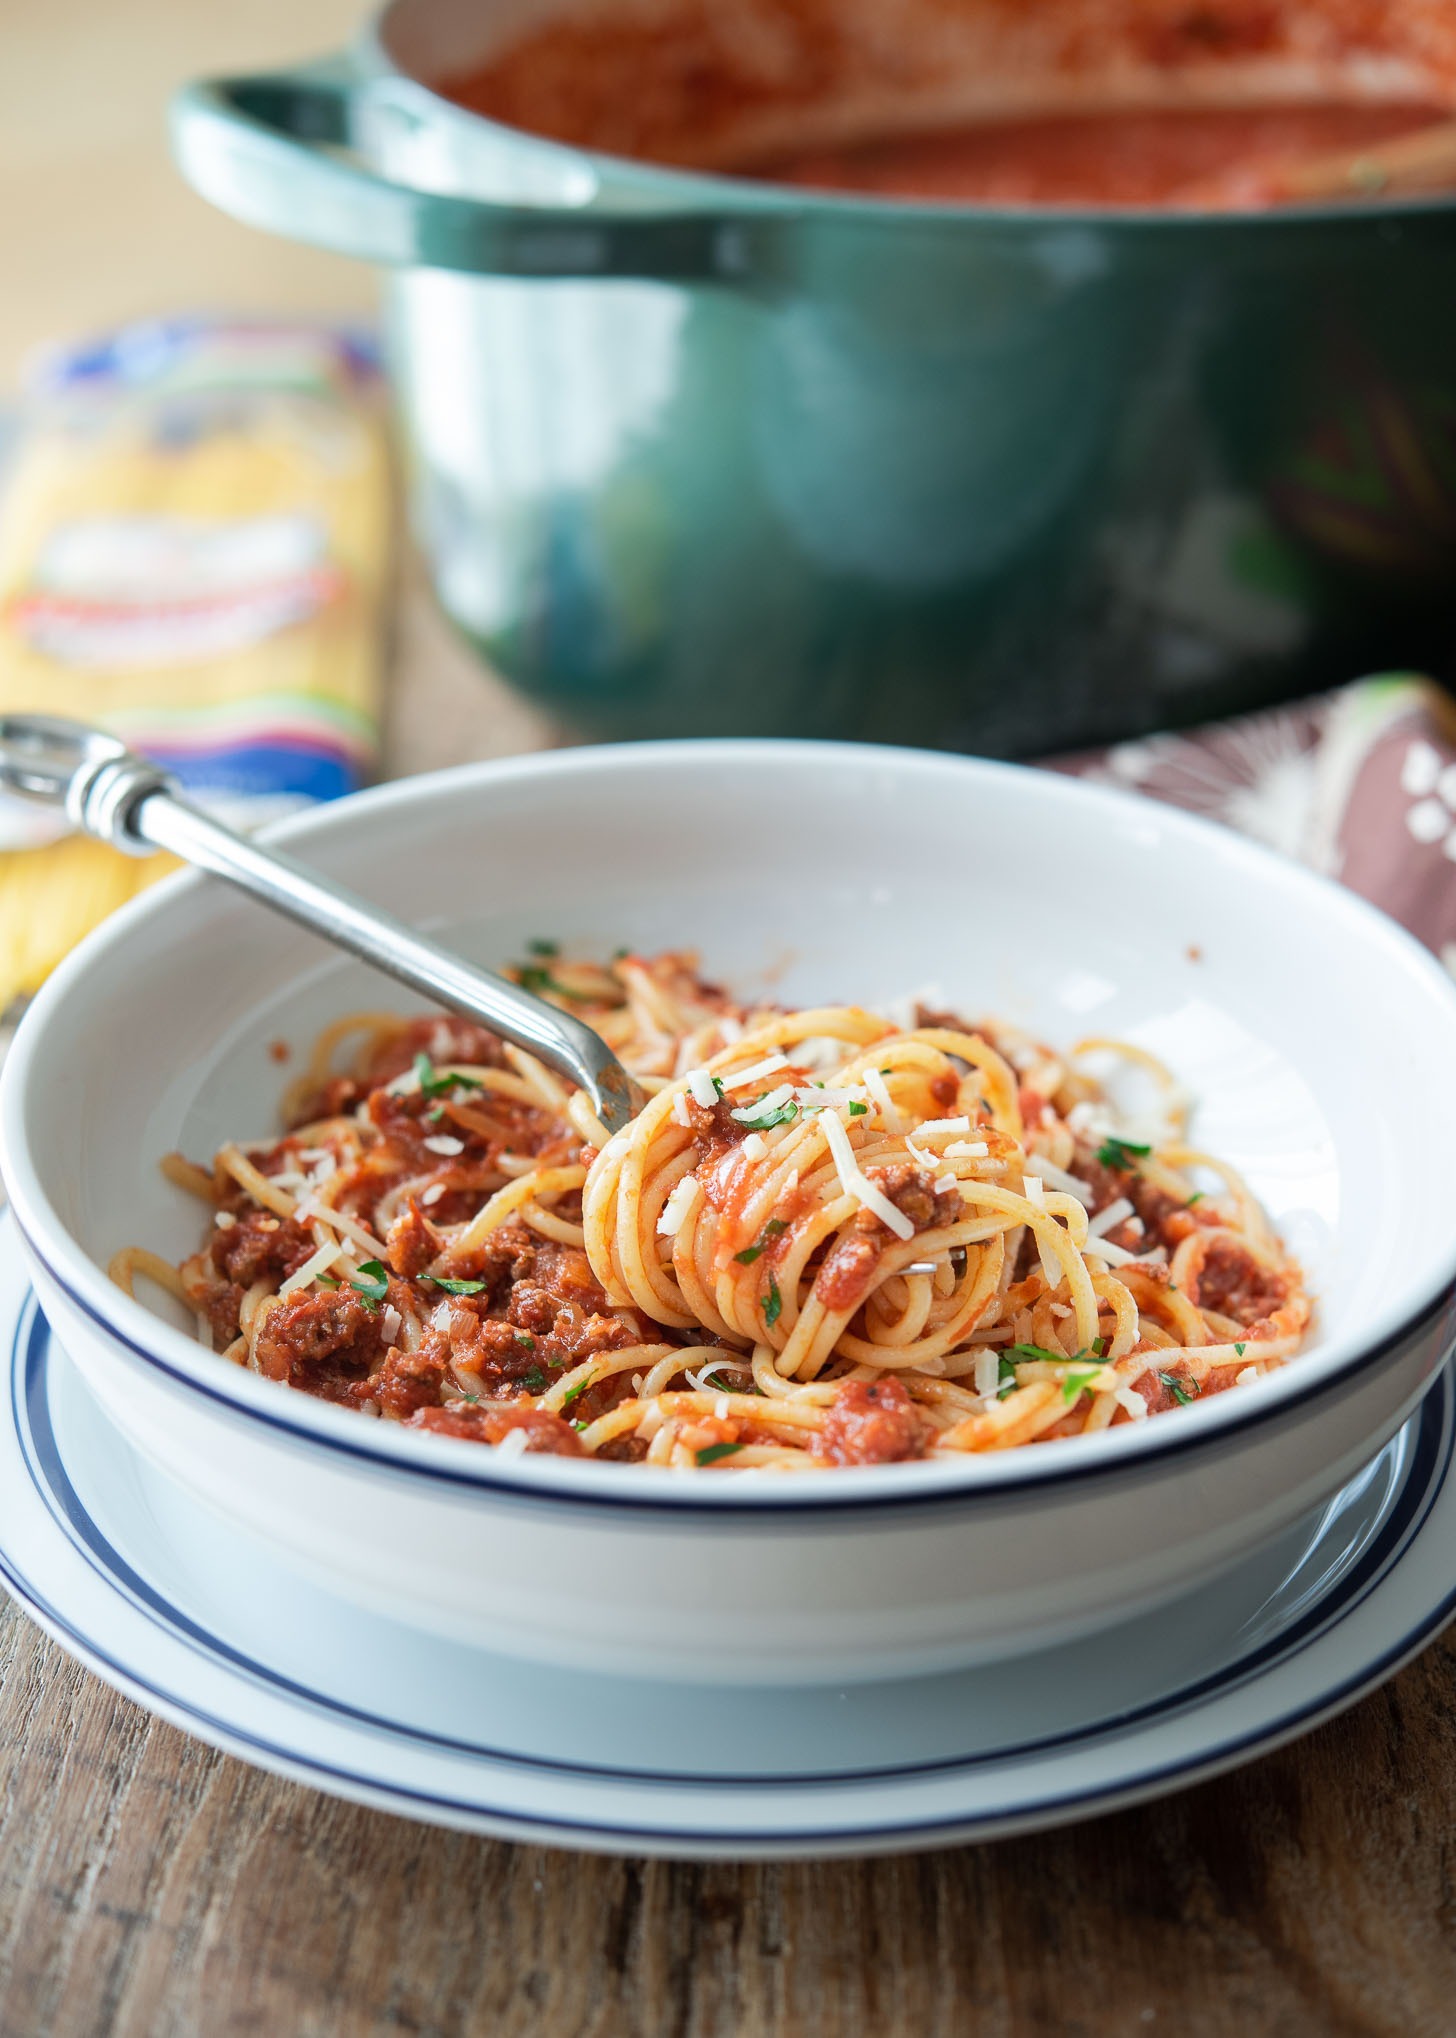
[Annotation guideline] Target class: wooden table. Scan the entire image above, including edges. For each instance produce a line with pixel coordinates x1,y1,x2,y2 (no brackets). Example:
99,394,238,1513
4,1588,1455,2034
5,7,1456,2029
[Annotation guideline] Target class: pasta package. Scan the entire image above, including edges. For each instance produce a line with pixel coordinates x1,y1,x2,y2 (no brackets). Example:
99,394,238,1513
0,318,391,1012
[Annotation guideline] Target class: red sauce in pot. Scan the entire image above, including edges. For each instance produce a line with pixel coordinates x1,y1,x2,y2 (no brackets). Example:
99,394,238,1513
433,0,1456,212
743,99,1450,206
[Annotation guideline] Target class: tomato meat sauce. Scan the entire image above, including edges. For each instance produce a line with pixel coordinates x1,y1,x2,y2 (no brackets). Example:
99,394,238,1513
437,0,1454,212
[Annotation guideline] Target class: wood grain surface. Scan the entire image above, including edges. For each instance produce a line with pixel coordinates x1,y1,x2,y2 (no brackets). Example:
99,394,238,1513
3,1593,1456,2037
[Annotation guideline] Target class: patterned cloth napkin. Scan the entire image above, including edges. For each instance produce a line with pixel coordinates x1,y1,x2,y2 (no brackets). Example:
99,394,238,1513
1051,673,1456,975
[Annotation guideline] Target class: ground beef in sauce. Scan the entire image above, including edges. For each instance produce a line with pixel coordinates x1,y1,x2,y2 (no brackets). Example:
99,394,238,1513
814,1378,928,1465
1190,1237,1290,1327
684,1093,751,1169
369,1335,451,1419
209,1212,318,1290
407,1403,583,1453
1076,1154,1212,1255
285,1015,509,1126
252,1289,383,1400
386,1200,444,1278
862,1162,961,1233
366,1015,508,1087
391,1221,639,1397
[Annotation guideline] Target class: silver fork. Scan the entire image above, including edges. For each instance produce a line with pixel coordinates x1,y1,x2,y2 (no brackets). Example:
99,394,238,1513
0,713,642,1135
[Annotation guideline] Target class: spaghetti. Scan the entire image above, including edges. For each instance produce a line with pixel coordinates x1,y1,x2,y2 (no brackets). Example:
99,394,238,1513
111,951,1312,1471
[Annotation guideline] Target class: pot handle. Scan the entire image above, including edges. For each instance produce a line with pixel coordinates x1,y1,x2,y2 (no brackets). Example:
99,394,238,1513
170,58,775,282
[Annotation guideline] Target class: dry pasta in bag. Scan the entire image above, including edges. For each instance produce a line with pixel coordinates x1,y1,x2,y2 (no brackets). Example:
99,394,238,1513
0,318,391,1012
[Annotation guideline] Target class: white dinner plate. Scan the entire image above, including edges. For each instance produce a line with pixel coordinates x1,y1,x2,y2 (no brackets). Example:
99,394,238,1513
2,1215,1453,1859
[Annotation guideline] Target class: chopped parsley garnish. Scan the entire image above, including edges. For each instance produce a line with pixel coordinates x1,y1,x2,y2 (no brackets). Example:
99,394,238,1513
425,1276,488,1296
517,963,593,1003
1158,1370,1198,1406
520,1365,547,1393
560,1372,595,1410
1097,1136,1152,1171
427,1105,446,1124
733,1097,798,1131
414,1053,485,1099
734,1219,787,1265
526,938,559,957
316,1273,340,1289
848,1100,868,1116
1001,1342,1107,1401
696,1441,744,1467
350,1260,389,1307
763,1274,783,1328
611,946,630,962
514,1330,535,1348
1005,1339,1106,1366
1186,1191,1204,1207
1060,1367,1103,1404
1234,1343,1246,1358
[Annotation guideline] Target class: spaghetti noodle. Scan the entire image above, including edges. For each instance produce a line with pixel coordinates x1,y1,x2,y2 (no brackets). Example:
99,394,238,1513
110,951,1312,1471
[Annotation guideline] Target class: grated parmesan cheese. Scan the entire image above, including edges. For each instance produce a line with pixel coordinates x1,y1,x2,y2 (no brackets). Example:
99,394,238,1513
495,1427,529,1458
1024,1154,1092,1198
944,1140,989,1160
1088,1197,1134,1238
730,1083,795,1123
820,1110,915,1240
722,1053,791,1092
1236,1364,1259,1386
421,1183,446,1207
934,1172,958,1194
1113,1386,1148,1421
1082,1233,1138,1267
423,1134,464,1157
214,1211,236,1230
741,1133,768,1162
278,1239,343,1297
657,1175,700,1238
380,1304,402,1346
672,1091,692,1127
974,1350,1000,1398
685,1067,720,1108
917,1116,972,1138
863,1068,902,1133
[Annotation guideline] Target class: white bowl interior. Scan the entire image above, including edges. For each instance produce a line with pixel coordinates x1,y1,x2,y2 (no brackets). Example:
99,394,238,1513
7,741,1456,1475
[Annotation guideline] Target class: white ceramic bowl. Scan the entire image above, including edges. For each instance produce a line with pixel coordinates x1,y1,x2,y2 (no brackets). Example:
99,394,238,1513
4,741,1456,1686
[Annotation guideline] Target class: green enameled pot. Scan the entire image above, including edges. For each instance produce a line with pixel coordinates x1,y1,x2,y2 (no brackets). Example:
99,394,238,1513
173,0,1456,753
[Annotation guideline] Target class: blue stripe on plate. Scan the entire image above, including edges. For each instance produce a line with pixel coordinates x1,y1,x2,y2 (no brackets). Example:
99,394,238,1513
5,1291,1454,1848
